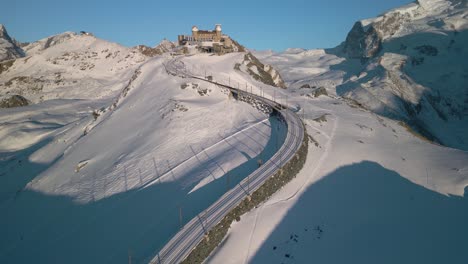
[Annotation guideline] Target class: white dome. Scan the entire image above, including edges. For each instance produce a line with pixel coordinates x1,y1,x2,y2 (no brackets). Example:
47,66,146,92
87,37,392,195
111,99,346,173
215,24,222,31
192,26,199,32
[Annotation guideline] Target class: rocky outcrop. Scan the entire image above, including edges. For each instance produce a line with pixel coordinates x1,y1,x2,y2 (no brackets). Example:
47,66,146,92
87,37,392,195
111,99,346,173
372,12,411,39
343,22,382,60
135,45,162,57
0,24,24,62
237,52,286,88
135,39,176,57
0,95,29,108
155,39,176,53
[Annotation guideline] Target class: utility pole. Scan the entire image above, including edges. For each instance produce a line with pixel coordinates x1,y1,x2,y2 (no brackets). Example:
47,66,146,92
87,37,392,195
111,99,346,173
426,168,429,186
302,105,305,121
179,205,183,229
128,249,132,264
139,168,143,185
124,166,128,191
153,157,161,184
276,123,279,152
247,173,250,196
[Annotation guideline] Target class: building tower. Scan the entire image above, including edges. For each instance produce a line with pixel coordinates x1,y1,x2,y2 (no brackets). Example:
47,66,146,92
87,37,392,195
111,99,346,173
192,26,199,41
215,24,222,42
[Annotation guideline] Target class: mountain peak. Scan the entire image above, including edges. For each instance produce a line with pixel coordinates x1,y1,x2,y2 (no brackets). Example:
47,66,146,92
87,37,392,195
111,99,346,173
0,24,24,62
0,24,11,39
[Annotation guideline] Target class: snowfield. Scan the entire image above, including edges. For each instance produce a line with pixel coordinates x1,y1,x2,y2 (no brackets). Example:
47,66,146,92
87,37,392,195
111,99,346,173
208,94,468,264
0,36,286,263
1,0,467,263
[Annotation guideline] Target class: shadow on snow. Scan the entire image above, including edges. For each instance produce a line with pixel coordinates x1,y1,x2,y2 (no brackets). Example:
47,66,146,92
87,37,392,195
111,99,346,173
250,161,468,264
0,115,287,264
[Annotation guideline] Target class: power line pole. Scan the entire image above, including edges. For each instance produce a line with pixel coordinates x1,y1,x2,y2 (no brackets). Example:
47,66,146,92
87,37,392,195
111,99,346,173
303,104,305,121
247,173,250,196
179,205,183,229
153,157,161,184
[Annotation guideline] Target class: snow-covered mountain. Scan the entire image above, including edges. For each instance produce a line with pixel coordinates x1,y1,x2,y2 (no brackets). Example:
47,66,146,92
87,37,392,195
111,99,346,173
0,30,147,104
209,1,468,263
337,0,468,151
0,27,284,263
0,24,24,62
257,0,468,151
1,2,467,263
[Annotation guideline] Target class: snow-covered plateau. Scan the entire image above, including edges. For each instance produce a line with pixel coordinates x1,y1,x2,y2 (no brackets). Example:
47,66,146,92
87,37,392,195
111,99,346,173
1,0,467,263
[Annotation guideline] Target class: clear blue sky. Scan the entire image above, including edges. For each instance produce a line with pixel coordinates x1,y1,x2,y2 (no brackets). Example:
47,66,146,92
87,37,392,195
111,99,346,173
2,0,412,51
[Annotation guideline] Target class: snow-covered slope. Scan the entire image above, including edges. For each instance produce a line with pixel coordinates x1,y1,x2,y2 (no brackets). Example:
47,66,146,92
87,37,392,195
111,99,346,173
337,0,468,150
206,1,468,263
253,48,346,90
208,93,468,264
0,32,147,104
0,46,284,263
1,2,467,262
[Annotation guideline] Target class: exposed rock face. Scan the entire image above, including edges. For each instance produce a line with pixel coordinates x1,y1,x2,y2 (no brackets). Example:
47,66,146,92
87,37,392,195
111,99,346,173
343,22,382,60
373,12,411,39
238,52,286,89
135,45,162,57
0,59,15,75
135,39,176,57
155,39,176,53
0,24,24,62
0,95,29,108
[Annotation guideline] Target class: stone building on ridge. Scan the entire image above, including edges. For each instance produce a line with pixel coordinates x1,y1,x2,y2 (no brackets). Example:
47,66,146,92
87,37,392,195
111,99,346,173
177,24,237,54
